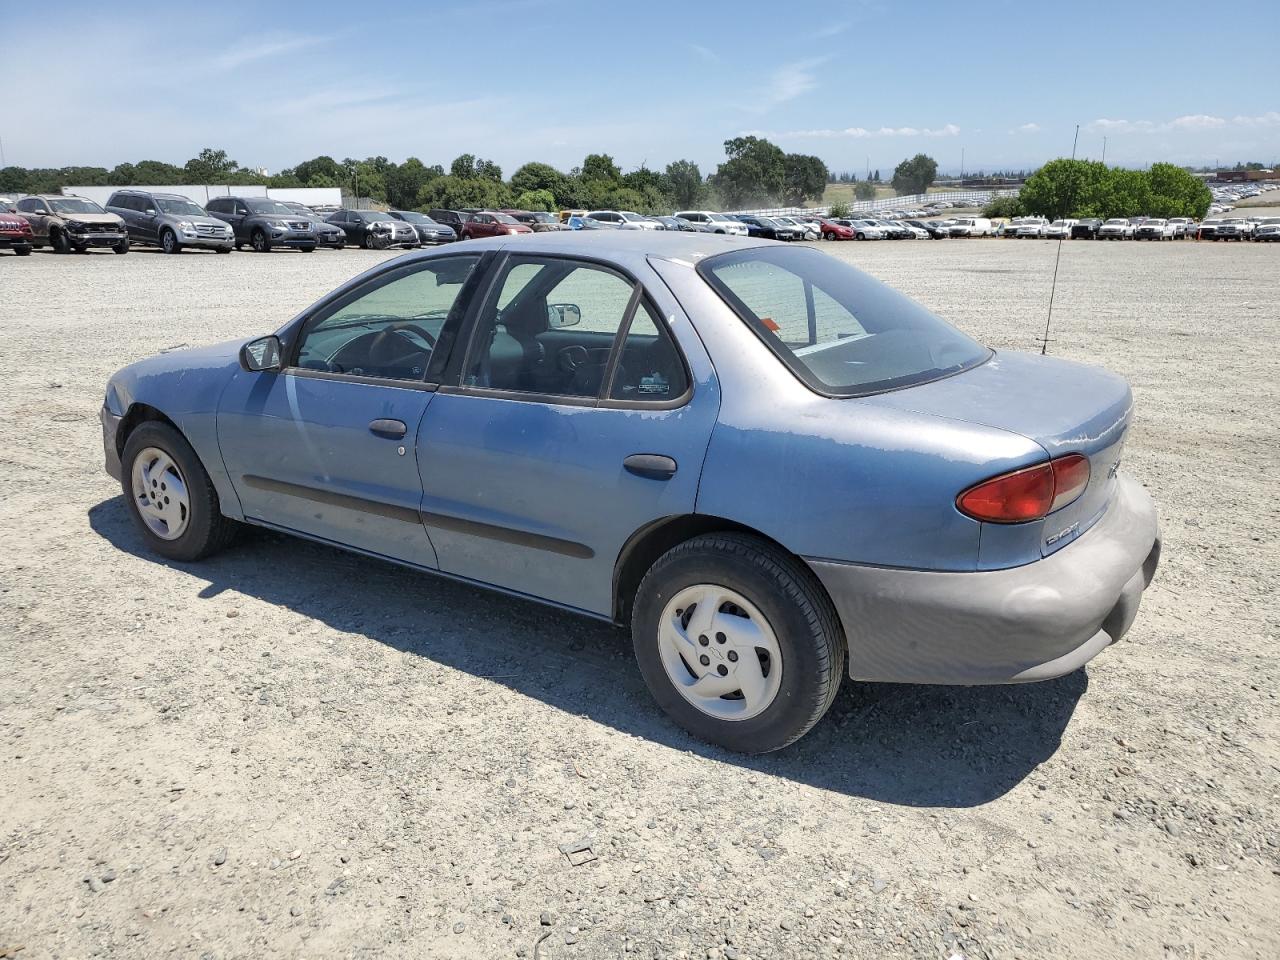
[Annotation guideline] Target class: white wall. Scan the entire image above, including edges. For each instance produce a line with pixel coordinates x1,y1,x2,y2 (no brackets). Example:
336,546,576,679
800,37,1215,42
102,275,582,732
62,185,342,208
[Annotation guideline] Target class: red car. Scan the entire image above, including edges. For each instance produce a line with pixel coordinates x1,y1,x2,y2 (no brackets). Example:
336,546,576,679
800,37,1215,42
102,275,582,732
0,209,34,255
460,211,534,240
818,219,855,241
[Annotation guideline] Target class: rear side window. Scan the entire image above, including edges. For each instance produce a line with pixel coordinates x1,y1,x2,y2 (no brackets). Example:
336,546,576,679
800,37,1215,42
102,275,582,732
699,245,990,398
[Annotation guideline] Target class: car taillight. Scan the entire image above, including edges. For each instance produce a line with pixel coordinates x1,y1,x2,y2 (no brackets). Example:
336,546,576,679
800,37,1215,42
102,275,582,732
957,454,1090,524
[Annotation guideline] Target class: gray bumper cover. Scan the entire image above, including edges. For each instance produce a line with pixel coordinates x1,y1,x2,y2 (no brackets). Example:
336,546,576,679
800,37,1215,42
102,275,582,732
807,475,1161,685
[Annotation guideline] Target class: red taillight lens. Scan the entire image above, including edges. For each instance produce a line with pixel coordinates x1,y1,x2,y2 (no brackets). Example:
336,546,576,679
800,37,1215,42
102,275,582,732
957,454,1091,524
1049,453,1091,513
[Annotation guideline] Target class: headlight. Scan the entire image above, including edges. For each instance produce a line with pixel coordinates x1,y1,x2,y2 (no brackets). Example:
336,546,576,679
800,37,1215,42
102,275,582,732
176,220,194,230
269,219,290,230
506,227,520,235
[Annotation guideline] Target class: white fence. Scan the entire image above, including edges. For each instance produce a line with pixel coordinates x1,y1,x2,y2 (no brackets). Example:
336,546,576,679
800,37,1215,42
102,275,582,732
61,184,342,208
729,188,1019,219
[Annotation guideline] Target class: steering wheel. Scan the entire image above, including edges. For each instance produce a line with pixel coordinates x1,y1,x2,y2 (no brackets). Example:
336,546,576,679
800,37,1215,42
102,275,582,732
557,345,589,374
371,322,437,353
329,323,437,375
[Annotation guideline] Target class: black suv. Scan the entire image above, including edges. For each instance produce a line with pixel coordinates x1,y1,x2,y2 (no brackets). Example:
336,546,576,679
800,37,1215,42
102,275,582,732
205,196,318,252
426,209,471,236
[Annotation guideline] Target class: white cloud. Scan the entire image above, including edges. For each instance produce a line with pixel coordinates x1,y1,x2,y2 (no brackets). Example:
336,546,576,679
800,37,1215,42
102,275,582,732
1089,112,1278,134
211,35,327,71
746,57,828,112
688,43,720,63
1012,122,1041,134
769,123,961,139
813,21,851,39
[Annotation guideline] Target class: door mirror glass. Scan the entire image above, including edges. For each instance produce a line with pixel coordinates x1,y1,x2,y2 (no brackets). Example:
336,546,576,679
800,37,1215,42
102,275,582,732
240,335,282,372
547,302,582,328
144,207,157,215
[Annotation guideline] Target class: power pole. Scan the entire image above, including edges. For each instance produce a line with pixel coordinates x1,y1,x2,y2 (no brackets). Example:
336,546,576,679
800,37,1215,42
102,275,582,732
1102,136,1107,165
960,147,965,179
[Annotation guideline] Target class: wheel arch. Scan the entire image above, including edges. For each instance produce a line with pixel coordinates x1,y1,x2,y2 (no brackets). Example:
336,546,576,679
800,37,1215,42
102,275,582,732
116,402,180,460
612,513,827,625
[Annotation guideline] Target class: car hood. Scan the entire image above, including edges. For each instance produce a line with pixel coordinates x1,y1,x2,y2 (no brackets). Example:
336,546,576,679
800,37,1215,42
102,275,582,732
63,212,124,226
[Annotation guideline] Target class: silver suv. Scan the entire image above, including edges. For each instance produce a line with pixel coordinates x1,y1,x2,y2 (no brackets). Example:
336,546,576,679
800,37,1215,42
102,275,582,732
106,190,234,254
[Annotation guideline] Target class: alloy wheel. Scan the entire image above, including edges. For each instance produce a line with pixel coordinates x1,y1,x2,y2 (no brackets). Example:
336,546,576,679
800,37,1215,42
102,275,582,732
130,446,190,540
657,584,783,721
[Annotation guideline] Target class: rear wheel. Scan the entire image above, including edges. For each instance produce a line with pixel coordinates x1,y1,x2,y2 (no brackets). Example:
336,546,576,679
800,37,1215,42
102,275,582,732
632,533,845,753
121,421,237,562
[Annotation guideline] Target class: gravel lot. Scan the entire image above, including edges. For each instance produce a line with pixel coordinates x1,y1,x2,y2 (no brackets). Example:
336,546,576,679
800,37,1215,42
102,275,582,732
2,238,1277,960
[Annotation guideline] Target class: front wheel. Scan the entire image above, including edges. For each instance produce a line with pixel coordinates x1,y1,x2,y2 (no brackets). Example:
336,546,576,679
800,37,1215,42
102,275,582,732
250,229,270,253
121,421,238,562
51,230,72,254
632,533,845,753
114,239,130,255
160,229,181,254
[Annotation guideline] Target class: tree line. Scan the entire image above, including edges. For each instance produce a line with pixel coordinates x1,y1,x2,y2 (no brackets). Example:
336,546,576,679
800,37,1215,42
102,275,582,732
0,137,833,213
983,160,1213,221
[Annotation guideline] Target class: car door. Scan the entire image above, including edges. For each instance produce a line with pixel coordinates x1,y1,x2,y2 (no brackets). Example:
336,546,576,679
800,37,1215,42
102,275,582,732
216,253,486,568
16,198,51,242
416,252,720,616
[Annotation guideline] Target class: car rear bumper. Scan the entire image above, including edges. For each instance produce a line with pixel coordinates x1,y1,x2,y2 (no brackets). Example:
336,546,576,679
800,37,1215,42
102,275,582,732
101,404,123,481
806,475,1161,685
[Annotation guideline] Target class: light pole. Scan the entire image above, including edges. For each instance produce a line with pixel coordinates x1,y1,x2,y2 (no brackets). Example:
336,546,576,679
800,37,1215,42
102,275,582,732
1102,136,1107,165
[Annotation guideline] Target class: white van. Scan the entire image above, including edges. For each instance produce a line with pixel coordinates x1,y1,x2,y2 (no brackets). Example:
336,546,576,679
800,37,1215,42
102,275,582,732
947,217,993,237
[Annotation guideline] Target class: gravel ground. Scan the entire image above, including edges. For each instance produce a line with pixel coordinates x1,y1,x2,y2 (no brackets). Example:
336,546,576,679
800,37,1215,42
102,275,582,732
2,238,1278,960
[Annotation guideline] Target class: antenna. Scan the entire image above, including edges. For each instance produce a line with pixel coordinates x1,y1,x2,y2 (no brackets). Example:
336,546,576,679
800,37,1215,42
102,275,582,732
1038,124,1079,355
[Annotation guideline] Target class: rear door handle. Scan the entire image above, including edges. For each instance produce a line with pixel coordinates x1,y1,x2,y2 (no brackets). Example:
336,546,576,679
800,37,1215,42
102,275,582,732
369,418,407,440
623,454,677,480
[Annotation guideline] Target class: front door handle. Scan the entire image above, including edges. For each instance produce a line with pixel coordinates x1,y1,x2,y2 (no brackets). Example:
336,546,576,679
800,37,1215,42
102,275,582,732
623,454,677,480
369,418,407,440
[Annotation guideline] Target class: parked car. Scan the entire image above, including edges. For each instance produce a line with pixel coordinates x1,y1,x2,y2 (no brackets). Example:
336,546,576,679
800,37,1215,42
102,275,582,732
1167,217,1193,238
1215,218,1252,241
1135,218,1176,240
817,218,856,240
1016,219,1048,239
203,196,317,252
1044,219,1078,239
100,232,1161,754
1253,220,1280,242
734,215,802,241
558,209,588,223
504,210,568,233
15,194,129,254
772,217,819,241
1098,218,1135,240
651,215,694,232
104,190,231,254
842,219,885,240
1071,218,1103,240
387,210,457,244
898,222,930,239
280,202,348,248
673,211,749,236
460,211,534,239
949,217,993,237
0,208,34,254
324,209,417,249
919,220,953,239
581,211,662,230
1196,219,1222,240
424,209,470,236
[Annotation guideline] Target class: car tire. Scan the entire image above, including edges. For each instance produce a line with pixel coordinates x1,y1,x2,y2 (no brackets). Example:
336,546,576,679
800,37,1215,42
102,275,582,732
51,229,72,254
362,232,376,249
113,239,130,255
823,231,836,241
251,229,270,253
300,245,316,252
234,241,243,251
14,246,31,256
160,229,181,254
856,232,865,240
121,421,238,563
216,246,232,254
631,533,845,754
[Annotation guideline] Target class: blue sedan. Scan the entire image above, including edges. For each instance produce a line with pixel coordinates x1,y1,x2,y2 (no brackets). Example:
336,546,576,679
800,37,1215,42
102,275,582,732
100,233,1161,753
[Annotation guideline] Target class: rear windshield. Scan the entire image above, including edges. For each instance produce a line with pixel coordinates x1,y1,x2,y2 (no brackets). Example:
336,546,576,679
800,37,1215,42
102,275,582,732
698,245,991,397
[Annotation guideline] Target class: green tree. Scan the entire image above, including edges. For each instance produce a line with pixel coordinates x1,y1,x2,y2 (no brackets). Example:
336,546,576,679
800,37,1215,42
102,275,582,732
828,200,851,218
1146,162,1212,218
782,153,829,206
581,153,622,184
513,188,557,211
417,175,511,210
983,195,1024,219
385,158,442,210
890,153,938,196
853,181,876,201
710,135,786,208
1019,158,1110,220
288,155,343,185
184,148,238,183
664,159,704,209
510,162,569,204
1102,168,1152,218
132,160,185,184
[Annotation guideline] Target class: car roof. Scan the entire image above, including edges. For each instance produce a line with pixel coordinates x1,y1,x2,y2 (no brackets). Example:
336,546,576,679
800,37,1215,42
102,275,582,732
398,229,775,264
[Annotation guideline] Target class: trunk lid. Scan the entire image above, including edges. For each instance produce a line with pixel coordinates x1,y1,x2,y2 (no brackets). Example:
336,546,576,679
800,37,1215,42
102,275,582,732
864,350,1132,557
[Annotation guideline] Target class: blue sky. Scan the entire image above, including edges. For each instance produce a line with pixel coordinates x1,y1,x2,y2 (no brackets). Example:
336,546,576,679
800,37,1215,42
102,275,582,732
6,0,1279,176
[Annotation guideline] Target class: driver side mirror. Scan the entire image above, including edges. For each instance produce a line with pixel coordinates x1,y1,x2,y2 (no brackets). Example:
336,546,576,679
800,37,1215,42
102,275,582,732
240,335,282,372
547,303,582,328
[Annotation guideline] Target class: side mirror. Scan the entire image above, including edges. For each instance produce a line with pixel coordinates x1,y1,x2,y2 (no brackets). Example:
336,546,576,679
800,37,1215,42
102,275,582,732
547,303,582,328
144,208,157,216
240,335,282,372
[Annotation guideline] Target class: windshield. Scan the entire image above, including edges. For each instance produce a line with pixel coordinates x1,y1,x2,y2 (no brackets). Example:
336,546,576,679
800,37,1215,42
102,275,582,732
531,212,556,223
156,198,207,216
50,198,104,215
1105,219,1127,225
493,213,520,224
246,199,298,216
284,203,313,214
699,245,990,397
708,213,735,222
395,211,433,223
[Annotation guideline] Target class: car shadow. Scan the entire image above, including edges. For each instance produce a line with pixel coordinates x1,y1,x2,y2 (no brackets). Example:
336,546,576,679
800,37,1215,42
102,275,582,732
88,497,1087,808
